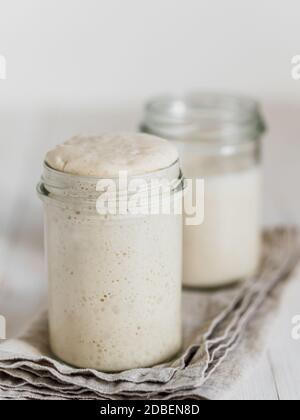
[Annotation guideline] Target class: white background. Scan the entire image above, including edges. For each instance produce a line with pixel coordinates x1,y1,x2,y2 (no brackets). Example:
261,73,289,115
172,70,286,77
0,0,300,400
0,0,299,225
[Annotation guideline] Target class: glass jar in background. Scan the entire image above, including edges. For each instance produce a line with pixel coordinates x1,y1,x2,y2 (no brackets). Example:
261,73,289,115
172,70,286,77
141,93,266,288
37,135,184,371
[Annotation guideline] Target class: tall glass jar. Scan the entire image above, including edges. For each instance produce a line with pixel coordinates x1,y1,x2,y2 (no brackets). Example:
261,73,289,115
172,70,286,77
37,135,184,372
141,93,266,288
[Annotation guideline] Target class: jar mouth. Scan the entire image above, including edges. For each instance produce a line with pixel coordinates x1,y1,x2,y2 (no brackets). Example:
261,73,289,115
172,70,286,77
142,92,266,144
37,160,184,210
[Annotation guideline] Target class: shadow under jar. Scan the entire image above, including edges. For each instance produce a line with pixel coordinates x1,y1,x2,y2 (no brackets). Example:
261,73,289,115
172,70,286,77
37,134,184,372
141,93,266,288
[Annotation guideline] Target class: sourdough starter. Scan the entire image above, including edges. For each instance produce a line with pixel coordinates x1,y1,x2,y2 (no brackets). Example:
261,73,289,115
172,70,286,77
40,133,183,371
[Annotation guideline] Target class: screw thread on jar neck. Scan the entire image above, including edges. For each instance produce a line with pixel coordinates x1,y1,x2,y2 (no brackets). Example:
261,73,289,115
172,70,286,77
37,160,184,213
141,92,266,145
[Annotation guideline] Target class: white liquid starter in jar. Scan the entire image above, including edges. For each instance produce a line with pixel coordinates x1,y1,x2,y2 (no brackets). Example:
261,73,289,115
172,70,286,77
141,93,265,288
183,165,262,287
39,133,183,372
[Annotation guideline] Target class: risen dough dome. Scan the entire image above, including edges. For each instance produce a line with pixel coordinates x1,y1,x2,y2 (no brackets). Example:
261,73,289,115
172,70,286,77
46,133,179,178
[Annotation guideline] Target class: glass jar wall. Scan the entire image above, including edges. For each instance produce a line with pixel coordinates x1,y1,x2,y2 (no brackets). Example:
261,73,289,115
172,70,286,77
38,134,184,371
141,93,266,288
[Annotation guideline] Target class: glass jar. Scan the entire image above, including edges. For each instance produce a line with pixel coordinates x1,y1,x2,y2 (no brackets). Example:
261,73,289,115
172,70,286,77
141,93,266,288
37,159,184,372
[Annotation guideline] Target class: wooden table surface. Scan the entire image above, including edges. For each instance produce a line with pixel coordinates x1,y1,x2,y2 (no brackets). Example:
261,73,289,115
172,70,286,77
0,105,299,400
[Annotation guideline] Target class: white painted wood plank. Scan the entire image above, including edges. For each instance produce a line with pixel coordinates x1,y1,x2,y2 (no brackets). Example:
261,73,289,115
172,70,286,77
232,267,300,400
0,115,48,337
268,267,300,401
230,354,279,400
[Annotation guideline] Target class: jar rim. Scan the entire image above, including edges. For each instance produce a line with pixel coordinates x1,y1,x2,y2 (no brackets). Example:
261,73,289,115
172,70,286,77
42,158,180,182
37,160,185,209
141,92,266,143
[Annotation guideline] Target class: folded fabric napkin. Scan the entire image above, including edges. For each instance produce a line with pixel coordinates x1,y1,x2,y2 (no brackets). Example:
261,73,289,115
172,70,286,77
0,227,299,400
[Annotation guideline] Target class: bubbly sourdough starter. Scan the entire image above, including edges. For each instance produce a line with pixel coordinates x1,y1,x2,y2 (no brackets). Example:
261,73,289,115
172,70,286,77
43,134,182,371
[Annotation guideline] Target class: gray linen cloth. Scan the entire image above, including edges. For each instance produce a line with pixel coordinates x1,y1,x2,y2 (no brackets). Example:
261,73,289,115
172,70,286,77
0,227,299,400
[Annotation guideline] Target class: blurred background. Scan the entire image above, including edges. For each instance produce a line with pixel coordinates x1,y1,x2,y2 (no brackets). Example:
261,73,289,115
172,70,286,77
0,0,299,350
